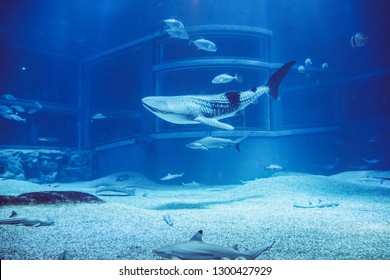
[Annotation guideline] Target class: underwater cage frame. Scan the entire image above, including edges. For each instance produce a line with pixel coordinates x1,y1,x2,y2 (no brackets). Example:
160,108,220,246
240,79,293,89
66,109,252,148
81,25,341,149
0,43,81,149
2,24,388,181
1,26,342,161
78,25,346,181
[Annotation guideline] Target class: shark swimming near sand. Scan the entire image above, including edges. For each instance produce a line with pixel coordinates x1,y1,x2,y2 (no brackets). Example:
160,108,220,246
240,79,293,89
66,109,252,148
142,61,295,130
153,230,275,260
0,211,54,226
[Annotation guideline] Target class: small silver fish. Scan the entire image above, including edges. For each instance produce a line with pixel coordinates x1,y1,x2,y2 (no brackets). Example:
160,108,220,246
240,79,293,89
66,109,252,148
91,113,108,120
27,101,43,114
11,105,25,113
163,18,185,31
0,113,11,119
1,93,17,100
166,28,189,40
264,164,283,171
34,101,43,109
212,73,243,84
7,114,26,122
192,38,217,52
160,172,185,181
38,137,58,143
0,105,12,114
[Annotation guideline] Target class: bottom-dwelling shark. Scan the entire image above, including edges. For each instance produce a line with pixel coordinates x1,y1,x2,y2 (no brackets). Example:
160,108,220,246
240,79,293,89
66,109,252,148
142,61,295,130
0,211,54,227
153,230,275,260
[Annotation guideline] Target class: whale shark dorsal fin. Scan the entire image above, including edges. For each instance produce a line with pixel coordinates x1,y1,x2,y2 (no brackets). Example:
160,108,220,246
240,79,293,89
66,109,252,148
190,230,203,241
225,91,241,108
195,116,234,130
9,211,18,218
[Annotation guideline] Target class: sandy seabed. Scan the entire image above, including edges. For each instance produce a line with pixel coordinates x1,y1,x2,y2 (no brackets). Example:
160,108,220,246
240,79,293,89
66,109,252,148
0,170,389,260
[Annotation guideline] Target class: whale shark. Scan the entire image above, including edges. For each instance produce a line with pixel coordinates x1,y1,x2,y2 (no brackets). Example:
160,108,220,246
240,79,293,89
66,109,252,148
142,61,295,130
153,230,275,260
0,211,54,226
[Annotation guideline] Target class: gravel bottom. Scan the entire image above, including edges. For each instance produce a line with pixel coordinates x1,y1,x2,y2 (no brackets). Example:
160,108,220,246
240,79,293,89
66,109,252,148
0,171,389,260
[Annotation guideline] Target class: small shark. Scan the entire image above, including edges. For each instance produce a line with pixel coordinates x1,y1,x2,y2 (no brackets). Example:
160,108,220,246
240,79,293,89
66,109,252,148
293,199,339,209
160,172,185,181
142,61,295,130
186,133,251,151
0,211,54,227
361,157,383,165
181,181,202,187
95,185,136,196
153,230,275,260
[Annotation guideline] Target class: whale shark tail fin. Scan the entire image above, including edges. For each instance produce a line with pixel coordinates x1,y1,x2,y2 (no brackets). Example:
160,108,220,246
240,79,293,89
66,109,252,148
266,61,295,100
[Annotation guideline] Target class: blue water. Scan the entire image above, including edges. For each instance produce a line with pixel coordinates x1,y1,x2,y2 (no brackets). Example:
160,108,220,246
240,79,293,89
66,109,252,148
0,0,389,182
0,1,390,262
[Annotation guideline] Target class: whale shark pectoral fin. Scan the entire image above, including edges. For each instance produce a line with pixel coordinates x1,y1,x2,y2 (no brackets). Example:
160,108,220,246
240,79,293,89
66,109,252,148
195,116,234,130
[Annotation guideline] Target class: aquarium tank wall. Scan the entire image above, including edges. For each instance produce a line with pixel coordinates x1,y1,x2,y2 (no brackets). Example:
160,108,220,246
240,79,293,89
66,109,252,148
0,0,389,184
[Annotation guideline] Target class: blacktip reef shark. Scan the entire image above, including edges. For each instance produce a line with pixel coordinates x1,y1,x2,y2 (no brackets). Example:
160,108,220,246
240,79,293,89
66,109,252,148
160,172,185,181
142,61,295,130
153,230,275,260
0,211,54,226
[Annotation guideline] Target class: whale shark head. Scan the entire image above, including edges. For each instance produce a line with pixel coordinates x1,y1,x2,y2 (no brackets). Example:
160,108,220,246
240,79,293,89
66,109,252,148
142,96,170,114
142,96,196,124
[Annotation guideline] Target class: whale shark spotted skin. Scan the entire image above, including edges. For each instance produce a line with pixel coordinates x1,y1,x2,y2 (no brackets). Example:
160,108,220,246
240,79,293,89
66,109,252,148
153,230,275,260
142,61,295,130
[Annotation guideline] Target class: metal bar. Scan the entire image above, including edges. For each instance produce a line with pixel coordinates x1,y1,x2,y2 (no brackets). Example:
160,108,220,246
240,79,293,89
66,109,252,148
1,43,80,61
185,25,273,36
153,59,281,72
150,126,340,139
81,30,164,64
0,99,78,114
